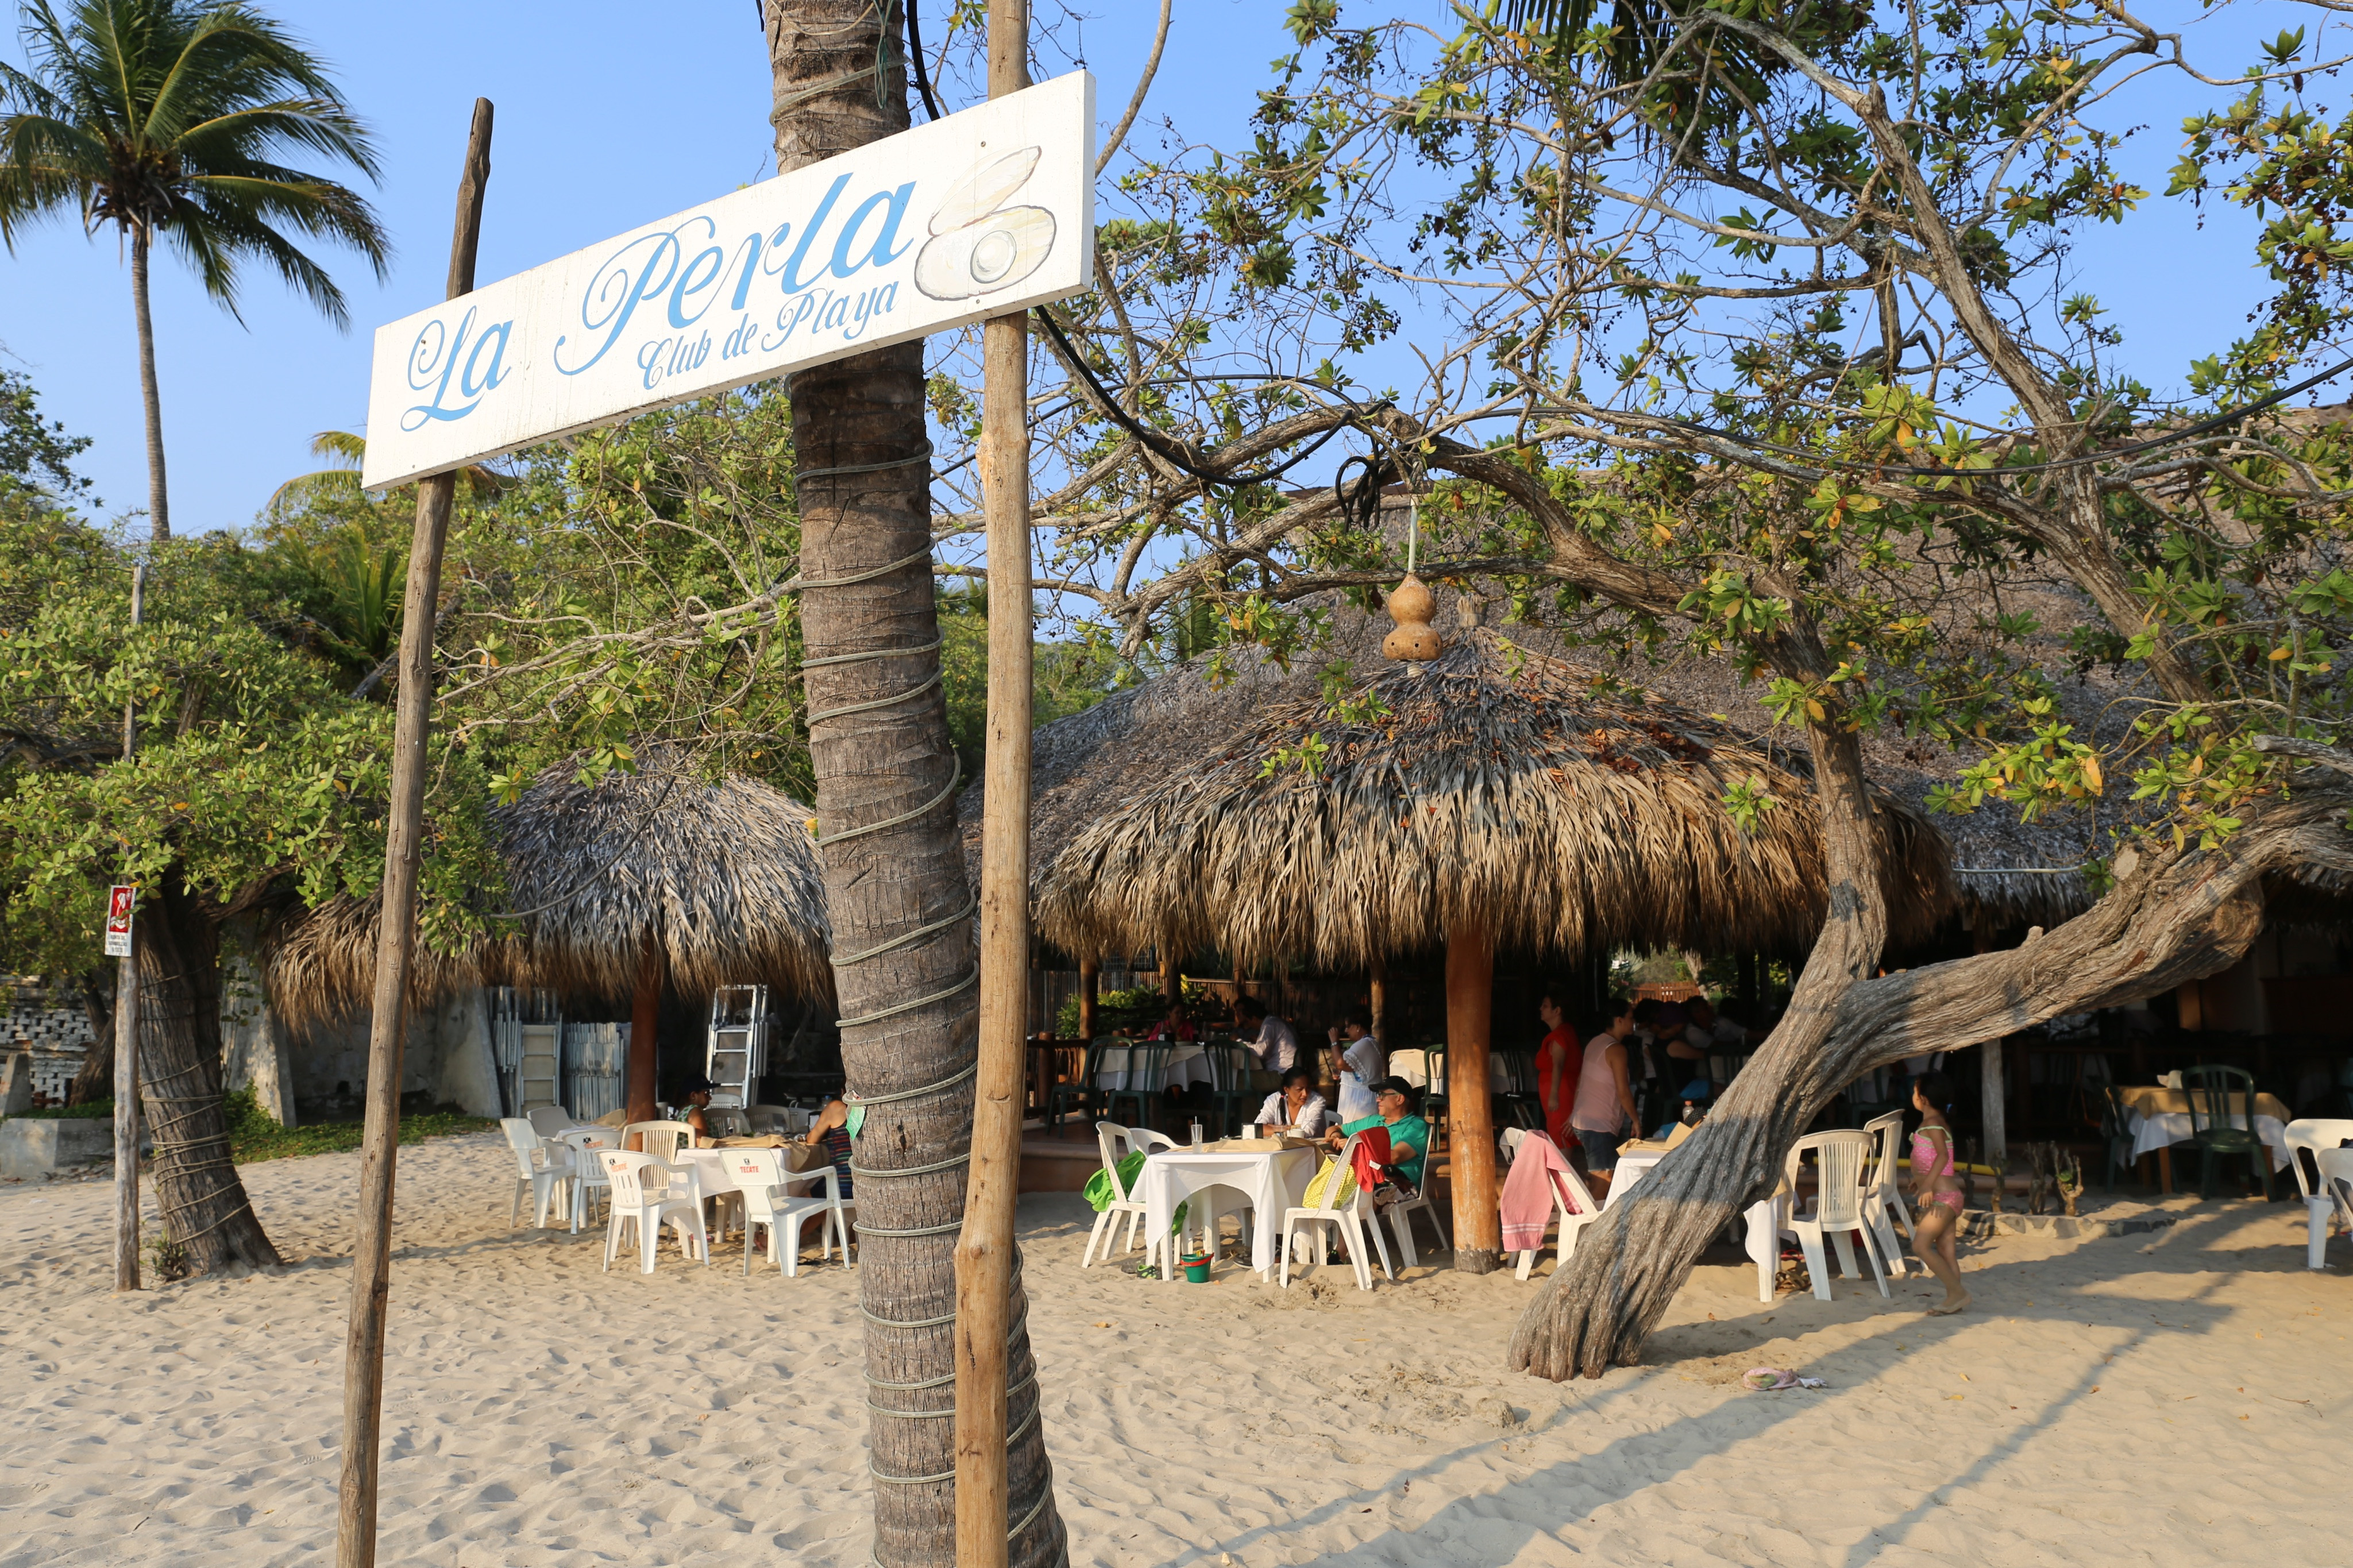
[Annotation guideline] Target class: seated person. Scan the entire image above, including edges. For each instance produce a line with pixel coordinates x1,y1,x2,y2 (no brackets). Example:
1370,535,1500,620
1326,1076,1430,1204
1235,995,1299,1073
676,1075,717,1141
1253,1065,1328,1136
799,1098,855,1200
1146,999,1199,1043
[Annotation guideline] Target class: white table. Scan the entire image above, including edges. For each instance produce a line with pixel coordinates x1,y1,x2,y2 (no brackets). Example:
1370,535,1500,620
1605,1149,1666,1207
1139,1145,1318,1277
1097,1043,1213,1092
2126,1110,2290,1171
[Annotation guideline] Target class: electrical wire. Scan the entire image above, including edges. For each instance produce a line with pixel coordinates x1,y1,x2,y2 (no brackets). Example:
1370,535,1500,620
903,0,944,121
1034,307,1372,489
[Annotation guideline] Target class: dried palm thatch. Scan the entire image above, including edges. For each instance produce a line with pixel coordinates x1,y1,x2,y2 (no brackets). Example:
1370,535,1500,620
1031,628,1953,970
265,748,832,1031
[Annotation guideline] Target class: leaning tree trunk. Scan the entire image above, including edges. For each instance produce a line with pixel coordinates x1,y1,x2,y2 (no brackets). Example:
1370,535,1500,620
1508,748,2353,1378
134,885,279,1276
129,226,171,544
767,7,1066,1566
66,969,114,1107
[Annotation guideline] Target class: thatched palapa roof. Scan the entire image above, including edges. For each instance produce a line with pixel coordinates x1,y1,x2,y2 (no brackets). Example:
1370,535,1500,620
1024,628,1954,970
267,747,832,1030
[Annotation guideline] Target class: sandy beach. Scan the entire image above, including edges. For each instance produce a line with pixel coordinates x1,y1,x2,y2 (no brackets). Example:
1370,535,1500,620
1,1131,2344,1566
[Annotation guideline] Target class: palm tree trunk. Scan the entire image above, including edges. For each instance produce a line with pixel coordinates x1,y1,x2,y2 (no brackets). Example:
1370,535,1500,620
766,6,1066,1566
136,885,280,1275
129,226,171,543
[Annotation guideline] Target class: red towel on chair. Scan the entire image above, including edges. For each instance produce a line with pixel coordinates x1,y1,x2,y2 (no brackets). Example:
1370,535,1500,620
1349,1127,1392,1196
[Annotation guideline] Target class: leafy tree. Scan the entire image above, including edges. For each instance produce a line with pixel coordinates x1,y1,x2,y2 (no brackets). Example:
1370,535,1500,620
980,0,2353,1372
0,496,499,1273
0,0,388,539
0,363,91,519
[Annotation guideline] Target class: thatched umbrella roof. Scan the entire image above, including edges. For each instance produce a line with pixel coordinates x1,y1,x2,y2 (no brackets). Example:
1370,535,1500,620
1023,627,1953,970
266,747,832,1030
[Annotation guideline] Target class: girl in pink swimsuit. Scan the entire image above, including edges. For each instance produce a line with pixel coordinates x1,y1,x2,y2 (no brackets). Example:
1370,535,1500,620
1908,1071,1971,1315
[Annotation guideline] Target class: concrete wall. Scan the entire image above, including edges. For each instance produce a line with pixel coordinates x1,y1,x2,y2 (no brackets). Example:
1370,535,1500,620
280,987,501,1120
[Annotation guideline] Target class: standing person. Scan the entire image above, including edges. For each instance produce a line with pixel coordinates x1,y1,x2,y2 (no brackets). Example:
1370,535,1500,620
1535,986,1583,1152
800,1097,856,1203
1570,999,1640,1195
1326,1010,1384,1124
1907,1071,1971,1315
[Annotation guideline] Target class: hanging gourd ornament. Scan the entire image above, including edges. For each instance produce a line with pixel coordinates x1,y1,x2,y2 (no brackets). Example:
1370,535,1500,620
1382,573,1444,662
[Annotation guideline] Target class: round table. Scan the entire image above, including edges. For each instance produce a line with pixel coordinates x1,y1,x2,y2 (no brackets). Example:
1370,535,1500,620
1096,1042,1214,1092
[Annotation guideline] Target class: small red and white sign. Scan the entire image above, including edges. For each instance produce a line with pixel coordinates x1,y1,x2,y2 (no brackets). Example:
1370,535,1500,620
103,885,136,957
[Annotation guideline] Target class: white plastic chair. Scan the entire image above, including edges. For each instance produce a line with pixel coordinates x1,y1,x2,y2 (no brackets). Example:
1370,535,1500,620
526,1105,576,1138
1499,1127,1604,1281
500,1118,573,1227
1858,1108,1915,1279
624,1120,693,1161
1380,1148,1448,1266
726,1147,848,1276
2285,1119,2353,1269
1784,1130,1891,1301
2317,1148,2353,1266
1081,1122,1152,1268
597,1149,709,1273
1278,1133,1388,1291
558,1125,624,1233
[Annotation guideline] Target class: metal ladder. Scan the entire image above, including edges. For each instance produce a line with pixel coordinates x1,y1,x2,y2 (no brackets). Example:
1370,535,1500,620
705,986,770,1109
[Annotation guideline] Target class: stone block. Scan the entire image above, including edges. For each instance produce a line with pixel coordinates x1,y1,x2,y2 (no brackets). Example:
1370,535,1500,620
0,1116,116,1179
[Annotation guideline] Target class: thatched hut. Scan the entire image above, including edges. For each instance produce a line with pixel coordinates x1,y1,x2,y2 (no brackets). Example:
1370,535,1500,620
267,747,831,1119
1001,623,1951,1270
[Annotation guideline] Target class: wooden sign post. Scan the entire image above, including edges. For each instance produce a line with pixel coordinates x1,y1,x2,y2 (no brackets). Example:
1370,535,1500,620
956,3,1036,1565
333,99,493,1568
111,560,145,1294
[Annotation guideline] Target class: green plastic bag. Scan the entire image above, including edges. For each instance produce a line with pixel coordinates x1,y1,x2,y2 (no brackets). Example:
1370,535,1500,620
1083,1149,1184,1231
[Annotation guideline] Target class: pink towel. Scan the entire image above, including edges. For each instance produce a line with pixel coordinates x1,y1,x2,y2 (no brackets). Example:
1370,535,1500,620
1500,1132,1582,1252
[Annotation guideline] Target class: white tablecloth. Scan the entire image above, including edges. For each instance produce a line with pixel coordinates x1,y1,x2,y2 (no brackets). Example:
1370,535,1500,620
1605,1151,1665,1208
1139,1145,1318,1277
2126,1111,2290,1169
1097,1043,1214,1092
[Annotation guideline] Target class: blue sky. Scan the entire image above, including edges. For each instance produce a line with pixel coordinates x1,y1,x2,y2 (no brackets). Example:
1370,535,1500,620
0,2,2320,533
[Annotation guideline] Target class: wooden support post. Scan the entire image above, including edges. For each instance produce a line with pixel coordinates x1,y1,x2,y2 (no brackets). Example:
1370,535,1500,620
1160,952,1179,1003
1077,956,1098,1040
1368,955,1388,1045
112,561,145,1293
955,7,1033,1561
334,99,492,1568
1446,917,1501,1272
628,936,661,1130
1972,927,2005,1167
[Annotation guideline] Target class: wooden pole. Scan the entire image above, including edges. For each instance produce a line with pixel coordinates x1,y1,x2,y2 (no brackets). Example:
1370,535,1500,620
1973,926,2006,1166
112,561,145,1292
955,7,1033,1563
628,936,661,1130
1077,956,1098,1040
1446,917,1501,1272
334,99,492,1568
1368,954,1388,1044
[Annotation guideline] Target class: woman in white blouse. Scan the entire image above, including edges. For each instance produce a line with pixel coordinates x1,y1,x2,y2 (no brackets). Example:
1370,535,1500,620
1253,1065,1328,1136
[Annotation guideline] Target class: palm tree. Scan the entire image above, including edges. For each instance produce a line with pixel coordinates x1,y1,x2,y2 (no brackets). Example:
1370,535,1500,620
0,0,389,541
766,4,1067,1565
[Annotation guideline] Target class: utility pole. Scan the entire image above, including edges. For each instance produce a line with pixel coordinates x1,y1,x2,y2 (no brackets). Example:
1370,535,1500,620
333,98,492,1568
955,2,1035,1562
113,559,146,1292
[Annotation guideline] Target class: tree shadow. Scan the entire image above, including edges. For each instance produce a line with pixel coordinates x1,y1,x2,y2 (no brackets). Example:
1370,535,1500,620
1144,1209,2265,1567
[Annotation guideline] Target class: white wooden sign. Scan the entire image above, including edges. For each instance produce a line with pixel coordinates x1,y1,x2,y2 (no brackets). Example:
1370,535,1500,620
361,72,1095,490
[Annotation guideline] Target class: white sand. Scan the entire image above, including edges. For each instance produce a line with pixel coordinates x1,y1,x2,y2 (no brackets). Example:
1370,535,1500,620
1,1131,2346,1566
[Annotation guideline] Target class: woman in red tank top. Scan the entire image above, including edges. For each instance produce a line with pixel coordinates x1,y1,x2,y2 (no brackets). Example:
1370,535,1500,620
1535,988,1583,1150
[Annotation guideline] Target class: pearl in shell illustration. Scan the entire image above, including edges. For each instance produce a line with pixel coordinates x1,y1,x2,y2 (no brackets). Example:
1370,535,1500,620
915,147,1058,302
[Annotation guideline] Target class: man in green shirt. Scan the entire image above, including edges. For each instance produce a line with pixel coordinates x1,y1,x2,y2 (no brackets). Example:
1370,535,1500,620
1331,1076,1429,1194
